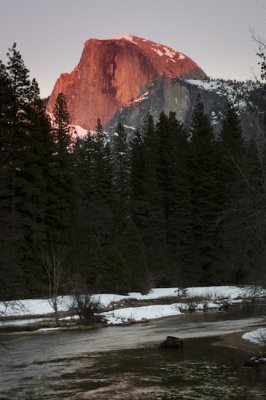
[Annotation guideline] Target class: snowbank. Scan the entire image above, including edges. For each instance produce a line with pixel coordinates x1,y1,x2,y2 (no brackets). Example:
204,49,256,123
100,303,182,325
0,296,72,317
185,286,248,301
1,285,263,320
242,328,266,346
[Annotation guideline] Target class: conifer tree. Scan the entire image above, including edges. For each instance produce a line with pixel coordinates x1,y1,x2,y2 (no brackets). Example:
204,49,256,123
0,44,52,297
167,112,190,283
111,123,130,232
17,82,54,292
46,92,76,246
118,220,151,293
84,119,113,247
100,246,131,294
0,60,18,299
130,128,146,228
219,105,249,282
78,229,103,290
5,43,33,244
140,115,172,284
187,99,223,284
91,119,112,204
72,133,94,244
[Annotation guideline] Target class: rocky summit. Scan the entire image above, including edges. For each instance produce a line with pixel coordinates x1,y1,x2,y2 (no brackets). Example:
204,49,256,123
46,35,206,131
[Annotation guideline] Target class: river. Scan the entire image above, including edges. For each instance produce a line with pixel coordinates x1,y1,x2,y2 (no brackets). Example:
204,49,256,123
0,302,266,399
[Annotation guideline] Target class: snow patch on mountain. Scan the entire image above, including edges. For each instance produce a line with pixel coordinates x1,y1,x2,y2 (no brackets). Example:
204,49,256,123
163,46,175,58
113,34,136,43
74,125,88,138
185,78,261,112
125,91,149,107
153,48,164,56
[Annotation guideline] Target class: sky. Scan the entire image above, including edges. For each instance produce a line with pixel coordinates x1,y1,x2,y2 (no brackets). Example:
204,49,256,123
0,0,266,98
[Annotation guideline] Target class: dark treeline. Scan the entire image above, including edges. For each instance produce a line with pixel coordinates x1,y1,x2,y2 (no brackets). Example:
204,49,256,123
1,45,266,300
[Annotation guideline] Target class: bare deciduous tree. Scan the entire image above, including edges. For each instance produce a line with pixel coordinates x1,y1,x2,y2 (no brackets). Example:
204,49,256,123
41,244,67,326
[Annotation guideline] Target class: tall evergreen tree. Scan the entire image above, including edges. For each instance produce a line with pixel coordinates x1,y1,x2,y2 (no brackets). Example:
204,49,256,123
0,44,53,297
111,123,130,232
85,119,113,247
78,228,103,291
167,112,190,284
0,60,18,299
72,133,94,245
100,246,131,294
118,220,151,293
90,119,112,204
130,128,146,228
187,99,223,284
17,83,54,293
219,105,250,282
46,92,76,246
138,115,169,284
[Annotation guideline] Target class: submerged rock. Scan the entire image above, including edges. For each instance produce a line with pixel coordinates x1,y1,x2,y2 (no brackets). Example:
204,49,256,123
160,335,184,349
245,355,266,367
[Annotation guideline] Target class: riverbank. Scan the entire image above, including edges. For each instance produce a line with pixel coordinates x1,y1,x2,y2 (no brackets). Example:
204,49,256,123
1,285,265,335
214,330,264,353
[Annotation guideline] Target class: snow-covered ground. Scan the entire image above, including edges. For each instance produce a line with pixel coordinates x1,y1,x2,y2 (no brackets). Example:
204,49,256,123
242,328,266,346
0,286,265,328
99,301,223,325
101,304,182,325
0,296,72,318
185,286,249,300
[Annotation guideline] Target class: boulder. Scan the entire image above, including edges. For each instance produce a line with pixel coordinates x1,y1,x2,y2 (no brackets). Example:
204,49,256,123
160,335,184,349
245,355,266,367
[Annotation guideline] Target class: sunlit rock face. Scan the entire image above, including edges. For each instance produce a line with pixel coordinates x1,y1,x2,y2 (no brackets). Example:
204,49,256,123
47,35,206,131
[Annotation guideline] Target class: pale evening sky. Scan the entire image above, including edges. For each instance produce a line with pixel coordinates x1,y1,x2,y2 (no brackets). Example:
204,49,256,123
0,0,266,97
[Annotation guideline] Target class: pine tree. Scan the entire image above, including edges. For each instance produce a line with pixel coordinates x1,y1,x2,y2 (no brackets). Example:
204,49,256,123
219,105,249,282
85,119,113,247
129,128,146,228
118,220,151,293
154,112,189,284
0,60,18,299
46,92,76,246
78,229,103,291
5,43,33,244
167,111,190,284
0,44,51,297
111,122,130,232
100,246,131,294
72,133,94,245
91,119,112,204
135,115,169,285
16,83,54,293
73,120,114,249
187,99,223,284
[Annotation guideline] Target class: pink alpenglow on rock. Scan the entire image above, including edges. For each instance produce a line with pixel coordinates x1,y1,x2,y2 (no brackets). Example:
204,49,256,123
47,35,206,131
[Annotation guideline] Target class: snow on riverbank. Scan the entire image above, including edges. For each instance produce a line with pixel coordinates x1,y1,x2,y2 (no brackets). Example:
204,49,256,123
185,286,250,301
100,304,183,325
242,328,266,346
0,285,264,322
99,300,224,325
0,296,72,318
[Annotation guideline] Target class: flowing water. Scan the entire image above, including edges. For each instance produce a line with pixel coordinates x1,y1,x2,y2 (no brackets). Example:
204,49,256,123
0,302,266,399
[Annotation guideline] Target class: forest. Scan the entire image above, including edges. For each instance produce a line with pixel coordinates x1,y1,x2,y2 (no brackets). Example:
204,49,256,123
0,43,266,301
